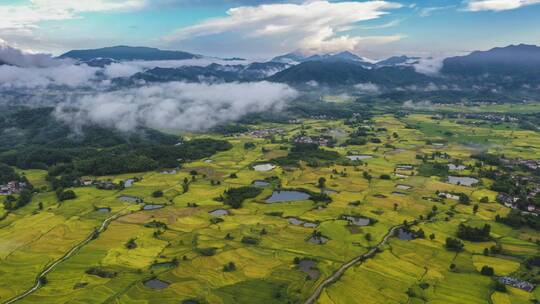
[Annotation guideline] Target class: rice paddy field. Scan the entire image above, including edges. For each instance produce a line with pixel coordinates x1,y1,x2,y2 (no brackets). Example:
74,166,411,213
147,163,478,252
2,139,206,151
1,112,538,304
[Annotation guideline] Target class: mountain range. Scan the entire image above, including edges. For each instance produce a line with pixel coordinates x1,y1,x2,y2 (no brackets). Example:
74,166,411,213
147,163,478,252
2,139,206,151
46,44,540,96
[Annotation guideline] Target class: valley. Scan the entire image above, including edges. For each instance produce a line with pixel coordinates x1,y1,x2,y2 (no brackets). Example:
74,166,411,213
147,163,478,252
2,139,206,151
1,106,538,304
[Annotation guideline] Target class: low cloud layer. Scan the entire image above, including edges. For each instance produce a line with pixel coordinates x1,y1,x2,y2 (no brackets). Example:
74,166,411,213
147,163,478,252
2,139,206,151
0,44,251,89
54,81,298,132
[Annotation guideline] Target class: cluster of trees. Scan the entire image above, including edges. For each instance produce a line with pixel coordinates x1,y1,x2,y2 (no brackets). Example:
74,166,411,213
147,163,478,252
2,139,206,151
457,223,491,242
273,143,341,167
418,163,449,177
496,211,540,230
3,189,32,211
0,107,232,177
85,267,117,278
220,186,263,209
445,237,465,252
56,189,76,201
0,163,21,184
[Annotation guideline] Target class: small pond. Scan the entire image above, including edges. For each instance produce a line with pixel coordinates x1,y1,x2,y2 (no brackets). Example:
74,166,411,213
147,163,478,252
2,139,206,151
392,191,407,196
209,209,229,216
308,235,329,244
253,163,276,172
342,215,370,226
252,180,270,188
96,207,111,213
448,164,466,170
448,176,478,186
144,279,170,290
298,259,320,280
119,195,142,203
396,228,414,240
124,179,135,188
143,204,164,210
396,184,412,190
150,262,176,270
288,217,318,228
266,191,310,203
347,155,373,161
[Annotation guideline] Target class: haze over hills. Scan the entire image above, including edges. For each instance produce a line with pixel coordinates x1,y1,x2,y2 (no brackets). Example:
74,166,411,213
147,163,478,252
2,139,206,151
2,43,540,104
442,44,540,76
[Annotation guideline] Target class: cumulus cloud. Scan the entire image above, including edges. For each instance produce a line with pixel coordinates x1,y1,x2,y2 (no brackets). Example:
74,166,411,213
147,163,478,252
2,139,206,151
413,57,444,75
54,81,298,132
465,0,540,11
0,42,68,67
354,82,380,94
165,0,403,54
0,0,146,30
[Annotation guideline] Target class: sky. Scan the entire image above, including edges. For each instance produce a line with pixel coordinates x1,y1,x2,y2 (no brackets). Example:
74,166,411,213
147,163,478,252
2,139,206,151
0,0,540,60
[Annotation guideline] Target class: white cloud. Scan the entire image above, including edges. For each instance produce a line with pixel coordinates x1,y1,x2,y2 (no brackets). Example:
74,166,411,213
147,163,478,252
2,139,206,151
465,0,540,11
165,0,403,54
419,5,455,17
413,57,444,75
354,82,380,94
0,64,100,89
0,0,146,30
54,81,298,132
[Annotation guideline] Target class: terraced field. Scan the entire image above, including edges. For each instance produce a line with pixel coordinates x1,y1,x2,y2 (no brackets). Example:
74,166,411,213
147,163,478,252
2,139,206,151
1,113,538,304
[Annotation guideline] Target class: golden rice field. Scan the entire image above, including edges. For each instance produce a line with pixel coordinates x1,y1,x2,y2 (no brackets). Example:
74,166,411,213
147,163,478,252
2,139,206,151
1,114,538,304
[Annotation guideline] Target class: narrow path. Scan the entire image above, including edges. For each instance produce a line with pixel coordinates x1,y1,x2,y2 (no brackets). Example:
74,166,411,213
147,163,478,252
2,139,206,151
3,211,128,304
304,223,405,304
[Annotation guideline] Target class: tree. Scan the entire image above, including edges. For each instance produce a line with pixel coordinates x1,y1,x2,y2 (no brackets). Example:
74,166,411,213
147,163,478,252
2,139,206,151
480,265,494,276
365,233,372,242
223,262,236,272
318,177,326,189
125,238,137,249
445,237,464,252
57,189,76,202
473,204,479,214
429,233,435,240
152,190,163,198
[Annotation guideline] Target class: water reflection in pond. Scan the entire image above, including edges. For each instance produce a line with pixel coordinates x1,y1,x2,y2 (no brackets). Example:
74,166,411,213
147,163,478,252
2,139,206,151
209,209,229,216
448,176,478,186
252,180,270,188
144,279,170,289
298,259,320,280
308,236,329,244
396,228,414,240
266,191,310,203
96,207,111,213
119,196,142,203
288,217,318,228
347,155,373,161
253,164,276,172
143,204,164,210
342,216,370,226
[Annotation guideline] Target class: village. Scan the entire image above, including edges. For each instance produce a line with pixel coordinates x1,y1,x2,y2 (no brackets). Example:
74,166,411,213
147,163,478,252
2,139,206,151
0,181,29,196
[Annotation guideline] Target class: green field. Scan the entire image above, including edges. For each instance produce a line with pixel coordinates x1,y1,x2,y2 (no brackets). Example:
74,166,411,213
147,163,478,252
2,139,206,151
1,112,539,304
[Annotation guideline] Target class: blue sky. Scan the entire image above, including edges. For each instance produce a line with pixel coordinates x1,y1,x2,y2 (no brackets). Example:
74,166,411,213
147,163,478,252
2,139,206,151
1,0,539,60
